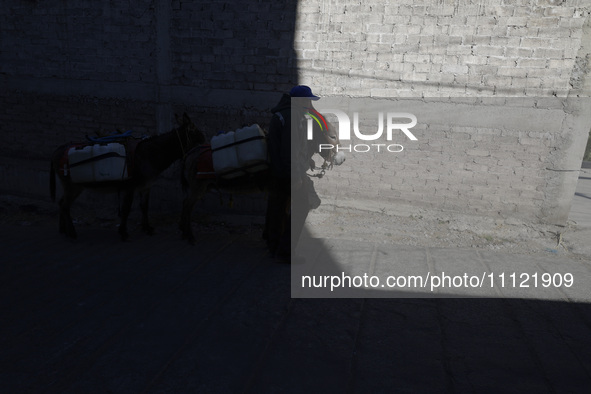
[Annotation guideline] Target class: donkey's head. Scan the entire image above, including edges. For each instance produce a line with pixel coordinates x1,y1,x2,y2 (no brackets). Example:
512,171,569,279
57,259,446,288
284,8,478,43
175,112,206,152
308,118,346,171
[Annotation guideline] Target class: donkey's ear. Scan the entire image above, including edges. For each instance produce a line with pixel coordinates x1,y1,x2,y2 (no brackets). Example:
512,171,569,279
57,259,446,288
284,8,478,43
183,112,191,124
174,113,182,125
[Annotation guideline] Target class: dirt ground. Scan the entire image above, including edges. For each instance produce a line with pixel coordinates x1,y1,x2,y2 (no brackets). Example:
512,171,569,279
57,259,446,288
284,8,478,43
0,193,263,241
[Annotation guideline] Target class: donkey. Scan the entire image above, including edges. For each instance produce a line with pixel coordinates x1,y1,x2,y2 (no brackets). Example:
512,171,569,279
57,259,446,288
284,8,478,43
50,113,205,240
178,120,345,244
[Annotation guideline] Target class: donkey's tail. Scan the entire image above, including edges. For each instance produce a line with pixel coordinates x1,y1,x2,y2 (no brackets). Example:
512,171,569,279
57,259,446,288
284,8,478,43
50,161,56,202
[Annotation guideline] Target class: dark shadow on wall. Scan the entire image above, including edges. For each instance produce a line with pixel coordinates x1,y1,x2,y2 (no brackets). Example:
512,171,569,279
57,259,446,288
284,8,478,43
0,0,299,159
168,0,301,137
170,1,299,93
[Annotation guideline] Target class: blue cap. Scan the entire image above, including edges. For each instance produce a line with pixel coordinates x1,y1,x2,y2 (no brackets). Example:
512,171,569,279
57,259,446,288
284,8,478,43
289,85,320,100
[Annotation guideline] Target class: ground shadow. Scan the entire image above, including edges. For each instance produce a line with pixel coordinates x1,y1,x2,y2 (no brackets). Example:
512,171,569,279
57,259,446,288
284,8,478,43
2,222,591,393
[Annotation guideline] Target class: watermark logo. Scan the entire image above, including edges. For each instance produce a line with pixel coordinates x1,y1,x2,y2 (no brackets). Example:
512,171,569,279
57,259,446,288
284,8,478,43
306,110,418,153
305,107,328,133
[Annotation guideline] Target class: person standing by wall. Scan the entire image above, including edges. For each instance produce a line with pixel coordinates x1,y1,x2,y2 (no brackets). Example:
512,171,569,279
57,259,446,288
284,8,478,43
264,85,320,263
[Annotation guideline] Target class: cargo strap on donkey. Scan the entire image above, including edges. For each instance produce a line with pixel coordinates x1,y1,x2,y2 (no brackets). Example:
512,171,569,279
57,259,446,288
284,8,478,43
67,151,127,169
210,135,266,152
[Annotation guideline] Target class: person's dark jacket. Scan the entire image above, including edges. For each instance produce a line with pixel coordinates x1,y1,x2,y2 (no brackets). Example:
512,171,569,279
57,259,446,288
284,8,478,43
268,94,292,180
268,94,312,186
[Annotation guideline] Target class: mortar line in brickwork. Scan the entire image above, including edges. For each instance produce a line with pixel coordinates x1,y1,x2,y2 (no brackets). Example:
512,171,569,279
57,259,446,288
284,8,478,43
155,0,172,135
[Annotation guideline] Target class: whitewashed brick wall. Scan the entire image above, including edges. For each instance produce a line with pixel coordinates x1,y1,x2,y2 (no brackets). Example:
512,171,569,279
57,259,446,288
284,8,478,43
295,0,590,98
295,0,591,224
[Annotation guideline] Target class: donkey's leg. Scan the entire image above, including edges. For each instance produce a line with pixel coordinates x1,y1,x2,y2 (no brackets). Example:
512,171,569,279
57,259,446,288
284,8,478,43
58,194,67,234
59,184,83,239
179,192,198,243
139,189,154,235
58,180,69,234
118,189,135,241
179,184,205,244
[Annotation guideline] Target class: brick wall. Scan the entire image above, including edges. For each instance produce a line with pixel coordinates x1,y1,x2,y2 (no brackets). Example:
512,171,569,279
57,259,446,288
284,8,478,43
312,97,589,224
295,0,591,224
296,0,590,98
0,0,590,224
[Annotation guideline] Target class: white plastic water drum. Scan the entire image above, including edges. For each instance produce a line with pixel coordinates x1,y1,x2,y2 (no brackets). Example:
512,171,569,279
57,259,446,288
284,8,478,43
68,143,128,183
235,124,268,173
211,131,242,178
93,143,128,182
68,146,94,182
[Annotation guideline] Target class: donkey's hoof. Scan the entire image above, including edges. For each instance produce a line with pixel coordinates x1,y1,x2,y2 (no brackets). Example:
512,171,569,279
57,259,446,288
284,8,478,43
66,228,77,239
181,232,196,245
